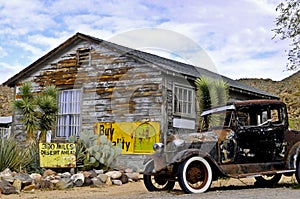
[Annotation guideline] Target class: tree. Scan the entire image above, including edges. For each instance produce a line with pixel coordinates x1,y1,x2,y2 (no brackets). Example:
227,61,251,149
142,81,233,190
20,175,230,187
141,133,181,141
36,85,58,143
13,82,38,142
195,77,229,114
273,0,300,70
13,82,58,143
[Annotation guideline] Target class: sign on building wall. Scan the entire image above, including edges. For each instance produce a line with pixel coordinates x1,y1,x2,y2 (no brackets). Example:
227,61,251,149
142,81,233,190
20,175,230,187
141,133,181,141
39,143,76,168
94,122,160,154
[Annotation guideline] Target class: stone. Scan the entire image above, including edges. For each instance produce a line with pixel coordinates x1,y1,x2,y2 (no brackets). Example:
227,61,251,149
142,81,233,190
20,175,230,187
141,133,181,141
43,169,56,178
89,170,97,178
14,172,32,186
112,180,122,186
55,179,73,190
125,168,133,173
91,177,104,187
125,172,140,181
22,184,36,192
30,173,42,181
97,174,108,183
60,172,71,178
120,173,128,184
105,171,122,179
0,168,14,182
94,169,104,175
12,179,22,193
105,177,112,186
84,177,93,186
0,179,18,195
71,173,85,187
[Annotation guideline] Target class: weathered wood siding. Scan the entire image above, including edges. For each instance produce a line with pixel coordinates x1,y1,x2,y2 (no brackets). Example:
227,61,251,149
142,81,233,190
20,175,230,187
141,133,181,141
13,40,164,143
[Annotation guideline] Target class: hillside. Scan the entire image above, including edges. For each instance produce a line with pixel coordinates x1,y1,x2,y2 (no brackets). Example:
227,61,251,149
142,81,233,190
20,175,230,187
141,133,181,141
0,86,14,117
238,71,300,129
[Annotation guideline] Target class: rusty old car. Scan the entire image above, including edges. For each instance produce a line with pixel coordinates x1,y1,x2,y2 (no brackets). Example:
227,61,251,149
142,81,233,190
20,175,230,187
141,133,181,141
143,99,300,193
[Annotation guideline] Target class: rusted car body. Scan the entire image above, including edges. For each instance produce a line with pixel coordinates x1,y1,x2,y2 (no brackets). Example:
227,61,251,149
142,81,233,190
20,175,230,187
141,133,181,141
143,100,300,193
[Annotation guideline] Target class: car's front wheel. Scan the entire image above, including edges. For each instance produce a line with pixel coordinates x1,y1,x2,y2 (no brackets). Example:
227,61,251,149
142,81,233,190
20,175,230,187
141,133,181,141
255,174,282,187
178,156,212,193
143,160,175,191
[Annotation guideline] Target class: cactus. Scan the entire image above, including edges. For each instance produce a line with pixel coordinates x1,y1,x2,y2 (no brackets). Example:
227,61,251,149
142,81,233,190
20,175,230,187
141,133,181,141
69,130,122,170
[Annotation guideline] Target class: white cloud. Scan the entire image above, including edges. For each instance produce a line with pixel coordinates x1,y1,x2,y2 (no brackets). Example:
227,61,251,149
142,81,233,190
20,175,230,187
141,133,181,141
0,0,295,84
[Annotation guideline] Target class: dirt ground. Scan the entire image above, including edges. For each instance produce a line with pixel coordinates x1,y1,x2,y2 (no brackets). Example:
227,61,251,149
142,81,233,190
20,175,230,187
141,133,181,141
0,176,298,199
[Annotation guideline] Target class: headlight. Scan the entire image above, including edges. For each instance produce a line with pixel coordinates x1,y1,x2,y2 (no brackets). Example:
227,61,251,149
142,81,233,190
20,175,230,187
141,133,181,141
153,143,164,151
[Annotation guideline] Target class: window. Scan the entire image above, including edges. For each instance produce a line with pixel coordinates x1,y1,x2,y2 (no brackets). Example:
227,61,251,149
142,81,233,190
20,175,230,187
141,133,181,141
56,89,82,138
173,84,195,117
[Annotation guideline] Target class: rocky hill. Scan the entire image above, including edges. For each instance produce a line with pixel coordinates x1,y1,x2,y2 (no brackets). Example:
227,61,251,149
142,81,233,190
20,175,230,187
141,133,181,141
238,71,300,129
0,86,14,117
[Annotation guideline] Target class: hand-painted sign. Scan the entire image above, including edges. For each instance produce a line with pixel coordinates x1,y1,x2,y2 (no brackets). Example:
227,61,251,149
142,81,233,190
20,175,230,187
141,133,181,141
94,122,160,154
39,143,76,168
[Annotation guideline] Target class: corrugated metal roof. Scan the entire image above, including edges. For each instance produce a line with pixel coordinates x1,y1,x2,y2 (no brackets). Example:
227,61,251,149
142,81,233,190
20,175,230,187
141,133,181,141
2,32,278,99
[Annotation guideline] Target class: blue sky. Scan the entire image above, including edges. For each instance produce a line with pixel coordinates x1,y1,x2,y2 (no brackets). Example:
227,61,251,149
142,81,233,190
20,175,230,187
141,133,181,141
0,0,298,84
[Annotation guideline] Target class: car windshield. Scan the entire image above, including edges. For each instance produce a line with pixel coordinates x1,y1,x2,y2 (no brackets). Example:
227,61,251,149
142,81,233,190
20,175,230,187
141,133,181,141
200,110,234,130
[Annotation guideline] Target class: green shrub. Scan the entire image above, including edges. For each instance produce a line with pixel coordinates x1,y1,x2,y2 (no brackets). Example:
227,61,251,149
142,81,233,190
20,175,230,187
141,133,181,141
69,131,122,171
0,137,35,172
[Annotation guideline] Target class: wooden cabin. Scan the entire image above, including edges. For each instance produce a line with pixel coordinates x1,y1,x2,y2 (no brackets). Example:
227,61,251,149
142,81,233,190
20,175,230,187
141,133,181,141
3,33,277,171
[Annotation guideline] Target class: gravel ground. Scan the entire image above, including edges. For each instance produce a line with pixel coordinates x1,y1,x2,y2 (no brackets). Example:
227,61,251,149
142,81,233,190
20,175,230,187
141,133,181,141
1,176,299,199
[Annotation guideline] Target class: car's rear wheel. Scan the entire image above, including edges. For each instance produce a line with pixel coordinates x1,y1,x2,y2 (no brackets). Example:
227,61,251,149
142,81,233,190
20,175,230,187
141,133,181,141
143,161,175,191
296,158,300,184
178,156,212,193
255,174,282,187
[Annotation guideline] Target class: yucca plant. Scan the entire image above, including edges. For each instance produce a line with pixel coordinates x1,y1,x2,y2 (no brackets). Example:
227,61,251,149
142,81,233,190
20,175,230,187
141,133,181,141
13,82,39,142
195,77,229,128
0,136,35,172
36,85,58,143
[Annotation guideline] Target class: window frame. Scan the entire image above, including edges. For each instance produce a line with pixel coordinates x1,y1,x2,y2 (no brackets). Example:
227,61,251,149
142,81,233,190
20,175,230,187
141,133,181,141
56,88,82,138
173,83,195,118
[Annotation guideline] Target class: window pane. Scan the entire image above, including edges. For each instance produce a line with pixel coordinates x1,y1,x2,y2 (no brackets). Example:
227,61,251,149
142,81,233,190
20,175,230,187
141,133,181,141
56,89,81,138
173,85,194,116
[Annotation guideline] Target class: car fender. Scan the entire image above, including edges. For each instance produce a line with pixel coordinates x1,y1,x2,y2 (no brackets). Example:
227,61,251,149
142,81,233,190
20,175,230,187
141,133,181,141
286,141,300,169
169,148,223,173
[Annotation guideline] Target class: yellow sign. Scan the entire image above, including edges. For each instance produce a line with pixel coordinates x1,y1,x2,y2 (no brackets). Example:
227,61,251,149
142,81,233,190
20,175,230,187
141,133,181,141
94,122,160,154
39,143,76,168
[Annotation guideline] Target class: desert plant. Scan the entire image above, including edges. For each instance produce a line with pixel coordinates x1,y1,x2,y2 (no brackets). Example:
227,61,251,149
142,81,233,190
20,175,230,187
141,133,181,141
0,136,35,172
36,85,58,142
13,82,58,143
69,131,122,171
196,77,229,128
13,82,39,141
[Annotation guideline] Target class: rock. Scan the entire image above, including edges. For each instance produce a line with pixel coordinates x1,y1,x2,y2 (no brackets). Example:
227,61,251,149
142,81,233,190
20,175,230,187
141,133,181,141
60,172,72,178
43,169,56,178
94,169,104,175
120,173,128,184
91,177,104,187
89,170,97,178
0,168,14,182
106,177,112,186
97,174,108,183
30,173,42,181
112,180,122,186
35,179,54,189
125,172,140,181
55,179,73,190
105,171,122,179
84,177,93,186
125,168,133,173
14,172,32,186
12,179,21,193
0,179,18,195
22,184,36,192
71,173,85,187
